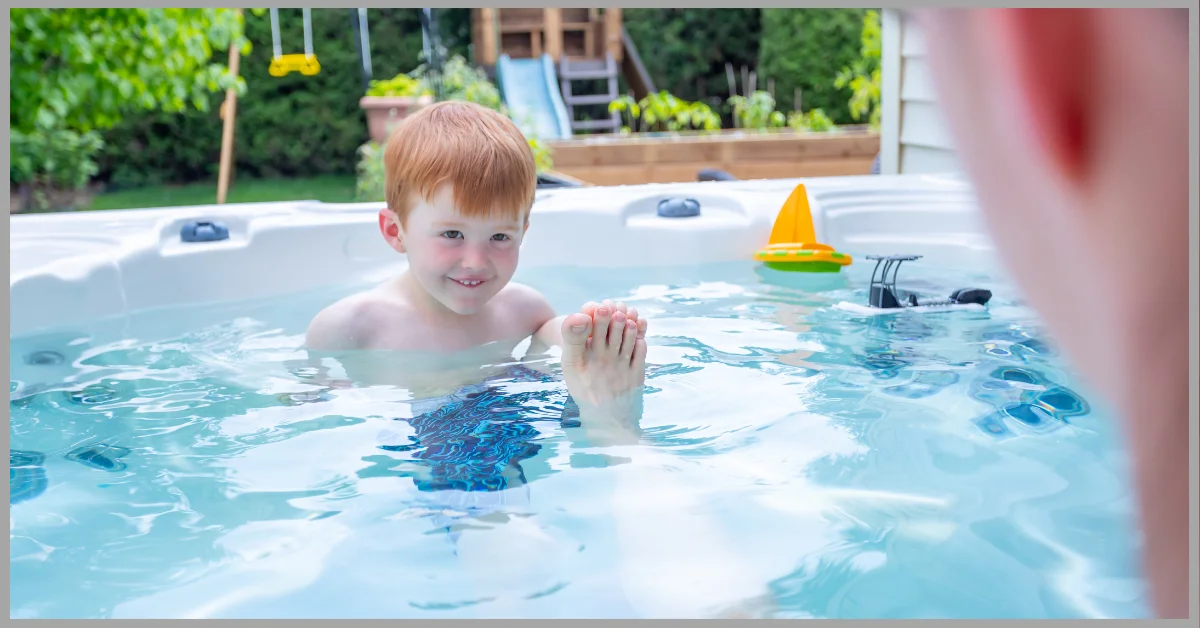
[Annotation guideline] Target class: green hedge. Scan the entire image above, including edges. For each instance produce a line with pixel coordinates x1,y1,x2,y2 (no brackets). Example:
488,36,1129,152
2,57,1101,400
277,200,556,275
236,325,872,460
622,9,762,109
96,8,469,188
756,8,868,123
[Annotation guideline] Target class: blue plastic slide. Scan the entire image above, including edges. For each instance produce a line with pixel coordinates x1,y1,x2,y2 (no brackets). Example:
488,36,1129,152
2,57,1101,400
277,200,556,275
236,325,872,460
495,53,573,141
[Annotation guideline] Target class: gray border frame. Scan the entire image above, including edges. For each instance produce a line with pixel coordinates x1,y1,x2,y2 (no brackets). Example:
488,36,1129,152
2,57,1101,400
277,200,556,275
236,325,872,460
4,1,1197,624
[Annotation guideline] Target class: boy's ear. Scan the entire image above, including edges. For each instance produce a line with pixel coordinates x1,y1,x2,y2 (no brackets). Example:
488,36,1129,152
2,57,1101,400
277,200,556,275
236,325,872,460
378,208,407,254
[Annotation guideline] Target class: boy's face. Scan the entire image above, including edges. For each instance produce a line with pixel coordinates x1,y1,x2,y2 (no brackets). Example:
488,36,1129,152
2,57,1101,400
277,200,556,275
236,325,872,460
382,185,528,316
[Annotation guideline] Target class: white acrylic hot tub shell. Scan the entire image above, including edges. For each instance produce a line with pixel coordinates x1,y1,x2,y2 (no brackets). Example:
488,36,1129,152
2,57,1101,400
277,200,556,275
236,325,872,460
9,174,998,338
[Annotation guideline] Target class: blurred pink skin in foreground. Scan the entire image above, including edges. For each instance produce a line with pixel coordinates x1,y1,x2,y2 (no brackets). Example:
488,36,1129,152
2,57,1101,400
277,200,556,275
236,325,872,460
915,8,1190,619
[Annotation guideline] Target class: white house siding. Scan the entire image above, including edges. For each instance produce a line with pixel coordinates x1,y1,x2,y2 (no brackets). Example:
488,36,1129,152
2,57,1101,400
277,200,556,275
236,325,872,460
880,9,961,175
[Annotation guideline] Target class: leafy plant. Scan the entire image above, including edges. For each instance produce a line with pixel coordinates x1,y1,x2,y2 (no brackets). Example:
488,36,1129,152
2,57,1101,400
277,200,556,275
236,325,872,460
10,8,250,206
834,9,882,130
354,140,386,202
412,54,503,111
526,137,552,174
786,108,836,133
609,91,722,134
365,73,429,98
727,90,786,130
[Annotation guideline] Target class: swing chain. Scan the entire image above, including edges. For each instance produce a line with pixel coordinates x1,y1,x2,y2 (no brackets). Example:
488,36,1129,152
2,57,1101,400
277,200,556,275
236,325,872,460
270,8,314,59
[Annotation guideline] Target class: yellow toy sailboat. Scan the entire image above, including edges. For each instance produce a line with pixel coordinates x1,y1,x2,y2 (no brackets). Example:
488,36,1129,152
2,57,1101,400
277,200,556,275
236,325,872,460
753,183,852,272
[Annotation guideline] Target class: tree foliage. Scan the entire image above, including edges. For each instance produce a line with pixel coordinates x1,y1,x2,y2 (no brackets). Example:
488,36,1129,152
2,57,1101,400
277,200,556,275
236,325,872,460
756,8,868,123
834,10,882,129
10,8,249,134
9,8,249,200
622,9,762,108
95,8,469,188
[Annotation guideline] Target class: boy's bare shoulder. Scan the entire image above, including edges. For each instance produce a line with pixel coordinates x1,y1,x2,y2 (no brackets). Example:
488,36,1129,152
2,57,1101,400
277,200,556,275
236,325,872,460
494,282,556,328
305,290,409,351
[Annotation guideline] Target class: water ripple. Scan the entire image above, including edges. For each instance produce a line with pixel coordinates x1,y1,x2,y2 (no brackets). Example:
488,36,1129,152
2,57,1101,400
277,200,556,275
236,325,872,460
8,262,1145,618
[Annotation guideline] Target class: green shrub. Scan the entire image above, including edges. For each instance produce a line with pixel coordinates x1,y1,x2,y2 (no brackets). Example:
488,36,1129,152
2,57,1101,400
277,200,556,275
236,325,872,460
622,9,762,107
96,8,470,188
10,8,249,203
756,8,868,124
10,127,106,210
834,10,882,129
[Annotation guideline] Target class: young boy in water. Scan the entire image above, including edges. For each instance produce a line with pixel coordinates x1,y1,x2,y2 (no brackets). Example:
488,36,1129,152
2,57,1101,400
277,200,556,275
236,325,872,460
305,99,648,442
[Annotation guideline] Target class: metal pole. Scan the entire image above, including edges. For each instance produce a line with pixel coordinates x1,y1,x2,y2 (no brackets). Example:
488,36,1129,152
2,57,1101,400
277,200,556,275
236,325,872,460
358,9,372,80
350,8,371,92
420,8,432,63
270,8,281,59
303,8,313,57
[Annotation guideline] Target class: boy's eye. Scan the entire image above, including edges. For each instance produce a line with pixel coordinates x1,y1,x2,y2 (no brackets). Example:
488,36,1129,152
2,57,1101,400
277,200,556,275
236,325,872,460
491,233,511,242
441,230,463,239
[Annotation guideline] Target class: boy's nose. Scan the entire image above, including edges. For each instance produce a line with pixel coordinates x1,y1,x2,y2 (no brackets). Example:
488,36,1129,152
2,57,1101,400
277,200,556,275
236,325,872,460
460,244,489,270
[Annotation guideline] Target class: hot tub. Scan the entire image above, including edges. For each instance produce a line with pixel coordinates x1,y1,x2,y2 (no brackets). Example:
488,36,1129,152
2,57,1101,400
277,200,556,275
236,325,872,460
8,175,1145,619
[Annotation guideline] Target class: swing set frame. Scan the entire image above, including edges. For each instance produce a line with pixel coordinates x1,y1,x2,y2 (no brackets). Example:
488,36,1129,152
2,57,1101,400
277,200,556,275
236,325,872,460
216,9,382,204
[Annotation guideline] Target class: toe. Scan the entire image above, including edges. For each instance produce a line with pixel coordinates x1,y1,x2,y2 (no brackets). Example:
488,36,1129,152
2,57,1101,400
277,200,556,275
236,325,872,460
607,311,627,354
619,318,638,360
560,312,592,366
636,317,648,339
632,337,648,371
594,304,613,345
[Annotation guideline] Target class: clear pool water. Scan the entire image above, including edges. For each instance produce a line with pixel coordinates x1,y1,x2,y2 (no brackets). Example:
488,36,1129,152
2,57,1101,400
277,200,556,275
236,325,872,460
9,261,1149,619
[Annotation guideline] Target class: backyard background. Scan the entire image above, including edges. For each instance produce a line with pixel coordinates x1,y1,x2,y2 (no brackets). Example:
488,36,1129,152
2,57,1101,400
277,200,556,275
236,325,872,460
10,8,881,213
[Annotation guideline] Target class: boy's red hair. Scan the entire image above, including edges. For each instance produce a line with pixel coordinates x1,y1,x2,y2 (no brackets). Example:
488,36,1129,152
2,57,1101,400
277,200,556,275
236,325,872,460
383,100,537,225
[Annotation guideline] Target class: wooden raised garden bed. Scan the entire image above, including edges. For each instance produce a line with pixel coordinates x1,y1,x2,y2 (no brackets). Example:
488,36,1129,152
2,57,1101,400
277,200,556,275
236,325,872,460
547,128,880,186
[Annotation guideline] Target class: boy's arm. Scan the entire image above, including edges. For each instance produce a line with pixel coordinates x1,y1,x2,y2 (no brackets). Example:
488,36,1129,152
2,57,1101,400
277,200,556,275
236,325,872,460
503,283,563,359
532,315,566,348
305,297,379,351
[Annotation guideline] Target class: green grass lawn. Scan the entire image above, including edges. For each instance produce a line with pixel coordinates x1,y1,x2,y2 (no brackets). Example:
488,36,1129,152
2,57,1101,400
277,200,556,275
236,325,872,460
87,174,361,211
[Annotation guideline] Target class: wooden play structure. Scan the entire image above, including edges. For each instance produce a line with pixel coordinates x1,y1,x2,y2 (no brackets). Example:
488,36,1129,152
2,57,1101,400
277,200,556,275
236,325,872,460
469,8,879,186
471,8,655,135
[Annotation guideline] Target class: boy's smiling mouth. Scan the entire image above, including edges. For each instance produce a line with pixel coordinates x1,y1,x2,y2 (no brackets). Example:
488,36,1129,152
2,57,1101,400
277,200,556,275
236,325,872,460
449,277,487,288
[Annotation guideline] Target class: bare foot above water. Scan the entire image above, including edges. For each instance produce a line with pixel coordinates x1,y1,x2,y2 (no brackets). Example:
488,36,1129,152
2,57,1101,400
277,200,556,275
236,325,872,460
559,300,648,445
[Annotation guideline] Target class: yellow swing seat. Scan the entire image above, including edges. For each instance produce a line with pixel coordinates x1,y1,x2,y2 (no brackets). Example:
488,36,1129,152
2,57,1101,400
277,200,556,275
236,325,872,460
269,53,321,77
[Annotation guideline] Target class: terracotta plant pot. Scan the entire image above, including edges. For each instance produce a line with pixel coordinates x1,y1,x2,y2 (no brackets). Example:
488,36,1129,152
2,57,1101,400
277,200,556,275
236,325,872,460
359,95,434,144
